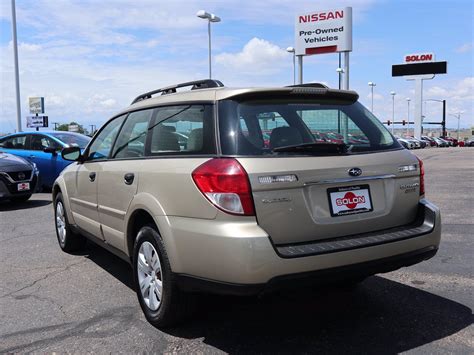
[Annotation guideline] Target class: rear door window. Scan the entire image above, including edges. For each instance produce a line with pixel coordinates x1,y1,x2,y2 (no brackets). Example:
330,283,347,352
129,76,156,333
147,105,215,155
0,135,27,149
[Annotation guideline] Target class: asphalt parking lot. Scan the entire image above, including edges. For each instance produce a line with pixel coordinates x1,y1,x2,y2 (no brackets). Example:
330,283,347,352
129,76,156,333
0,148,472,354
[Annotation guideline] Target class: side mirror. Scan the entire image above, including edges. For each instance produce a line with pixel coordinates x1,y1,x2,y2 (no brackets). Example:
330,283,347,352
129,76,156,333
61,146,82,161
43,146,58,155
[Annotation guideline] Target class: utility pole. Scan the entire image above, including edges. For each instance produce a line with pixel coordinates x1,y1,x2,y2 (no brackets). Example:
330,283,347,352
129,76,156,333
11,0,22,132
390,91,396,135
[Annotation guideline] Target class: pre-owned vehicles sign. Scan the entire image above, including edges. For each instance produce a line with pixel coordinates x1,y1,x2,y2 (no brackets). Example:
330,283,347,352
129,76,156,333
295,7,352,56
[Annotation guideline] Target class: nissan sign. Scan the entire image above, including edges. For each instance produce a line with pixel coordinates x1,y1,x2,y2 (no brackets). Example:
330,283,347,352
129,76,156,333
295,7,352,56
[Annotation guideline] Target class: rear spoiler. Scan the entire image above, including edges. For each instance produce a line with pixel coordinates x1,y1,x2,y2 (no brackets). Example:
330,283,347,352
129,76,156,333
225,84,359,103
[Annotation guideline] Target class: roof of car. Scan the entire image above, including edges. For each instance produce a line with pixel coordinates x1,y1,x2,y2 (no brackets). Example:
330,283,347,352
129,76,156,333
120,81,359,116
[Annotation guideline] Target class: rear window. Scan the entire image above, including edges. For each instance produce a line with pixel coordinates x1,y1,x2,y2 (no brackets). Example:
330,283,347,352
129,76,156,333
218,99,400,156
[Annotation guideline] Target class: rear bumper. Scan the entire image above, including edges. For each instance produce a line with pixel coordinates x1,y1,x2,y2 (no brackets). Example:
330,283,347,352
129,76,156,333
176,246,438,296
162,199,441,293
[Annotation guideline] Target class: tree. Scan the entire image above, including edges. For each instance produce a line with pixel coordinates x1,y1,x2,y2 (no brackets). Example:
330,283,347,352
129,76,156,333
56,122,86,134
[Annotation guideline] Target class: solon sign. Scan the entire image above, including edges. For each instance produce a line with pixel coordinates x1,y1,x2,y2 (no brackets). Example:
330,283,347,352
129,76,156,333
404,53,435,63
295,7,352,56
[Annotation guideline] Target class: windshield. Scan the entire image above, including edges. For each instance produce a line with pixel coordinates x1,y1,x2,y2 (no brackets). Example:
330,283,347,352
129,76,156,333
218,99,400,156
50,133,90,149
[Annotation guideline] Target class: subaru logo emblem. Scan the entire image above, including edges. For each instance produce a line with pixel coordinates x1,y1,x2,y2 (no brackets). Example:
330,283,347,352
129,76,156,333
18,172,26,180
348,168,362,177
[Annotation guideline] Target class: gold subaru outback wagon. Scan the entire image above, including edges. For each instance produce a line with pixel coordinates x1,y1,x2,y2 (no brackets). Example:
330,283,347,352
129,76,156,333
53,80,441,327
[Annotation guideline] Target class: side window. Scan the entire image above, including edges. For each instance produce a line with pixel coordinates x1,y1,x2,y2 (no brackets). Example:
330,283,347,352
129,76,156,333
148,105,214,155
87,115,127,161
0,135,27,149
30,135,61,151
111,109,153,159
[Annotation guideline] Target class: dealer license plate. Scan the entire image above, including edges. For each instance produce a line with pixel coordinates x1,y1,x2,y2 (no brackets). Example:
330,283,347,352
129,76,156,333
17,182,30,191
327,184,373,217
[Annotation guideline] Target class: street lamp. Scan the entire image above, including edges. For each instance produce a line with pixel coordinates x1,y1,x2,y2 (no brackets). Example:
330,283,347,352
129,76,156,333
197,10,221,79
449,112,463,142
286,47,295,85
336,67,344,90
390,91,396,134
406,98,411,136
368,82,376,112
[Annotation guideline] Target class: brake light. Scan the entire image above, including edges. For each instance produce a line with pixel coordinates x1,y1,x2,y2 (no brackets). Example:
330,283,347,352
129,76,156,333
192,158,255,216
417,157,425,196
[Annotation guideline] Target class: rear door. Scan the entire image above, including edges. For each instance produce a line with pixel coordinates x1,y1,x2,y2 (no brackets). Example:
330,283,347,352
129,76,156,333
97,108,154,251
219,99,421,246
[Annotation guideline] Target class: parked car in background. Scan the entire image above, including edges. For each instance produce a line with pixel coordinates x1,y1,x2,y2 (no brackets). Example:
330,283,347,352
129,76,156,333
408,137,427,149
0,132,90,189
433,137,449,147
421,136,436,147
396,137,415,149
406,137,421,149
0,151,39,202
440,136,458,147
464,137,474,147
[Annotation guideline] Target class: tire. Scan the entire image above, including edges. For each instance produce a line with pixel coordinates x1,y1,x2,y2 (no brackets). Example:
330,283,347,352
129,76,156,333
10,194,32,203
133,225,193,328
54,192,86,252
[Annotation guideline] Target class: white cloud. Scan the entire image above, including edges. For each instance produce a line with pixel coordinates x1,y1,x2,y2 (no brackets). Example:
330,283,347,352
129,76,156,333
216,37,288,75
455,43,473,53
366,93,384,100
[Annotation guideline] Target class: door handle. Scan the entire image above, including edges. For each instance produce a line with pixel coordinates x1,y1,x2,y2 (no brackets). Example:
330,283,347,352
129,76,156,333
89,172,96,182
29,155,36,159
124,173,135,185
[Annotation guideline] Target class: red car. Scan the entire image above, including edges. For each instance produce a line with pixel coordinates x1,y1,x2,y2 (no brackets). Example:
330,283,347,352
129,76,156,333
440,136,458,147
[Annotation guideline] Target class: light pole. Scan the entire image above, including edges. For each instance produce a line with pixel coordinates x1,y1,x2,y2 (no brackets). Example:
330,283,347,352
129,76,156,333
197,10,221,79
449,112,463,142
336,68,344,90
368,82,376,112
390,91,396,134
286,47,295,85
11,0,22,132
406,98,411,136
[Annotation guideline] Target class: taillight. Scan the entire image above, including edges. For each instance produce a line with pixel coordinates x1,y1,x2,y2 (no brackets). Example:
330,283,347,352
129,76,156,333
192,158,255,216
417,157,425,196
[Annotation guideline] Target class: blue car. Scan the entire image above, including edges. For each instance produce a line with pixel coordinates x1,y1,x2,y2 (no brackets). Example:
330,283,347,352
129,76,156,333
0,131,90,189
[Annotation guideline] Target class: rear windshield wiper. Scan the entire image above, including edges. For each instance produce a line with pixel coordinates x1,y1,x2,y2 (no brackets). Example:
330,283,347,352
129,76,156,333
272,142,348,154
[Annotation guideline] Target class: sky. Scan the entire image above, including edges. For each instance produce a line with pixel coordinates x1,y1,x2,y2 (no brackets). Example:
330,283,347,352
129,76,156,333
0,0,473,134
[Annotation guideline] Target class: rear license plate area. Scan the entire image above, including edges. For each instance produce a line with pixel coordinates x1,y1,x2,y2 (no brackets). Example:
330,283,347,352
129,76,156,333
327,184,373,217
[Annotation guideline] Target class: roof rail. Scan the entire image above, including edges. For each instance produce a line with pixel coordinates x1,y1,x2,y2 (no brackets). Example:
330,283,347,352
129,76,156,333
286,83,329,89
131,79,224,104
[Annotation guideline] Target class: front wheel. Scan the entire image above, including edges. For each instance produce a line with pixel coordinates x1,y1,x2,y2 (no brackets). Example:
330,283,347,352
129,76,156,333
54,192,86,252
133,226,193,328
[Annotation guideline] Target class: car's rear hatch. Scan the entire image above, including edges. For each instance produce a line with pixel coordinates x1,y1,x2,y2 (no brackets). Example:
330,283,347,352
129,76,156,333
237,150,421,245
217,86,422,245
